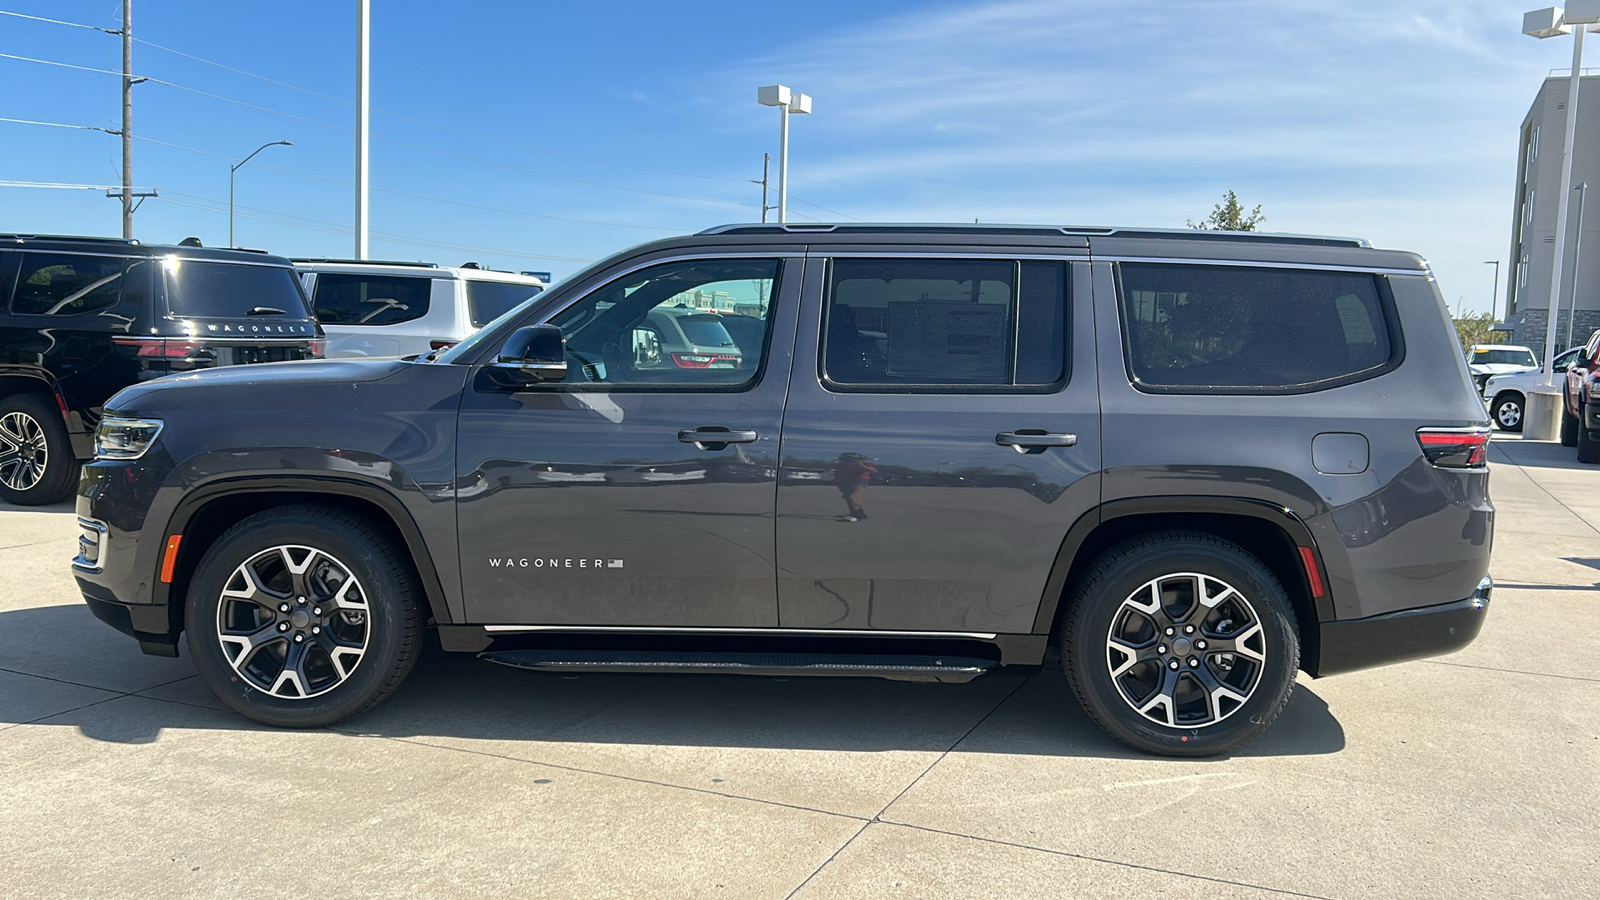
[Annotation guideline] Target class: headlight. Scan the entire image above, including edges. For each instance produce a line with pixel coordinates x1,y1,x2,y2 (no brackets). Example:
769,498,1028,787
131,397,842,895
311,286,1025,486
94,416,164,460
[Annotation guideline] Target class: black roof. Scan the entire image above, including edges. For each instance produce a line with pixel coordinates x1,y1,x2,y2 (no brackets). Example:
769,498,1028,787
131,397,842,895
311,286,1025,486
0,234,294,265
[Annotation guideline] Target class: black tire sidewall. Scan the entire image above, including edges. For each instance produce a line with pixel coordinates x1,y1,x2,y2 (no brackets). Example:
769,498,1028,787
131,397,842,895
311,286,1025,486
185,509,418,728
0,393,78,506
1065,536,1299,757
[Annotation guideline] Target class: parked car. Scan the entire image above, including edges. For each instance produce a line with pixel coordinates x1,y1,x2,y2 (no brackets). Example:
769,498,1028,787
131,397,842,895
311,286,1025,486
1482,344,1584,432
1560,329,1600,462
75,223,1493,757
295,259,545,359
0,234,321,505
1466,343,1539,393
630,306,744,372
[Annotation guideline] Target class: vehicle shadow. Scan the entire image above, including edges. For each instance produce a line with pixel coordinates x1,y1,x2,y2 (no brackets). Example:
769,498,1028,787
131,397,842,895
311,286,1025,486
3,604,1347,759
0,498,77,514
1490,438,1593,471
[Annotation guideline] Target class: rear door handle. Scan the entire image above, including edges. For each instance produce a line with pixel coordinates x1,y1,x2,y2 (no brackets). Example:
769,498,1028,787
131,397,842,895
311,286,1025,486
679,428,758,449
996,431,1077,453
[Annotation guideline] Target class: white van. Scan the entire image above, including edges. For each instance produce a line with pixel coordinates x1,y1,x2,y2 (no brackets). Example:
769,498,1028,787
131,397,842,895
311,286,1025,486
295,259,547,358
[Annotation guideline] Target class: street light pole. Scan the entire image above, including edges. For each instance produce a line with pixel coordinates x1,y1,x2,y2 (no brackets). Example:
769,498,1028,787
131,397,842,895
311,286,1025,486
1484,260,1501,322
355,0,370,259
1524,5,1598,386
229,141,293,247
757,85,811,224
1568,181,1588,348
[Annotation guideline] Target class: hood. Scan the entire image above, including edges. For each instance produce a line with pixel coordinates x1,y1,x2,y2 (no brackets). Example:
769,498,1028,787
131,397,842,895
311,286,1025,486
1468,362,1537,375
106,358,412,417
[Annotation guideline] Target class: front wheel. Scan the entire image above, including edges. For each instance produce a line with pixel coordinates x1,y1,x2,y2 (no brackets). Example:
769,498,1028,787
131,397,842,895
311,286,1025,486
1491,392,1524,432
185,505,425,728
1061,531,1300,757
1560,394,1579,446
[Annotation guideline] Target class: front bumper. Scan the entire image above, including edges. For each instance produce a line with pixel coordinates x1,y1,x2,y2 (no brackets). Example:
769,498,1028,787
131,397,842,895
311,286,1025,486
1313,575,1491,677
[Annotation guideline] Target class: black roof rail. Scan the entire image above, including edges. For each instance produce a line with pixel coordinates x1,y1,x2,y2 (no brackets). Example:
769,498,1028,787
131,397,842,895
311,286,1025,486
289,258,439,267
697,223,1370,248
0,233,140,245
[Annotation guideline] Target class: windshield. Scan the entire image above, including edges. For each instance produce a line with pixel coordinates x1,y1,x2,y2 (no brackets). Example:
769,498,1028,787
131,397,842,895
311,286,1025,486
466,280,544,327
1471,348,1537,367
165,259,312,319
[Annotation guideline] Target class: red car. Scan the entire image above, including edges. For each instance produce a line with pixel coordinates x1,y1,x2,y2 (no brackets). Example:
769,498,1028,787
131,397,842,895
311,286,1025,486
1562,329,1600,463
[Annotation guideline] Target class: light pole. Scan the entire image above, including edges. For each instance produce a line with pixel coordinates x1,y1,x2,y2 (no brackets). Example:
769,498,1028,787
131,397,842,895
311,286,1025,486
1484,260,1501,323
757,85,812,224
1524,4,1599,385
1568,181,1588,348
230,140,292,247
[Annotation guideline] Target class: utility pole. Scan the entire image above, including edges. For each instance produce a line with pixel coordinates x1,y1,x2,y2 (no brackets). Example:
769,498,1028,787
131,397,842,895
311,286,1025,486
120,0,133,239
355,0,370,259
754,153,771,222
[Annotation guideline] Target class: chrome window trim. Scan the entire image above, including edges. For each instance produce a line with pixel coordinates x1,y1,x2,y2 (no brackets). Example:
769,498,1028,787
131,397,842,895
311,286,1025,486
481,624,999,640
1097,256,1426,277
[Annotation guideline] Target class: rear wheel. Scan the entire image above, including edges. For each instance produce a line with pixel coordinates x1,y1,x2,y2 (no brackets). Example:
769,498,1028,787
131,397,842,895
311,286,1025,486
185,505,424,728
1061,531,1299,757
1491,392,1524,432
0,394,78,506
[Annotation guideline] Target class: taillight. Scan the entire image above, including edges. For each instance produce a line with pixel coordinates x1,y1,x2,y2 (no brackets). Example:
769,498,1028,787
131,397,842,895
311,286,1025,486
112,337,205,358
429,340,457,351
306,339,326,358
670,352,739,369
1417,427,1490,468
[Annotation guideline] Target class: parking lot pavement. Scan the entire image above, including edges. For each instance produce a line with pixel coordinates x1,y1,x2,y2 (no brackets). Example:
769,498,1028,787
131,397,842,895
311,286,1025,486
1,443,1596,900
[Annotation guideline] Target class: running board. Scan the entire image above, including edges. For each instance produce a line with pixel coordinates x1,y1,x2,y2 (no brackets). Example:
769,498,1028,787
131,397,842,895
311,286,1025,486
477,649,996,683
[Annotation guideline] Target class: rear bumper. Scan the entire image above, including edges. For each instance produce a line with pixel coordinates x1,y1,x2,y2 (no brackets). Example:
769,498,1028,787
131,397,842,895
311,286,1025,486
1313,575,1491,677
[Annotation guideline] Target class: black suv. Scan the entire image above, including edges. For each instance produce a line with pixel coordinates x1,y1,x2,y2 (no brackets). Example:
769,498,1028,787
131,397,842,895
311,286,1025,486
0,235,323,505
74,225,1494,756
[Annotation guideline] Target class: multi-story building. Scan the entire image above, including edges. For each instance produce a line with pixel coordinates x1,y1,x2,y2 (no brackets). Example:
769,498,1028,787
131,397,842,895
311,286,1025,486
1503,72,1600,353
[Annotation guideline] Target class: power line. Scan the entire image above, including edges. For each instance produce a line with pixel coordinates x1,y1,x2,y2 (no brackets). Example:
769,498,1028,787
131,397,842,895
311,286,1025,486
0,51,122,76
0,115,116,133
0,9,113,32
0,179,128,190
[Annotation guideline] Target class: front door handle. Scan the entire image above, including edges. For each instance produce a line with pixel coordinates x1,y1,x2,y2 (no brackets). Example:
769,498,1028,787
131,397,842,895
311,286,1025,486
679,428,758,450
996,431,1078,454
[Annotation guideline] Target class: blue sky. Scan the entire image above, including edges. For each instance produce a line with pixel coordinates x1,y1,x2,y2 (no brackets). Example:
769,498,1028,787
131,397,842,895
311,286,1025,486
0,0,1579,312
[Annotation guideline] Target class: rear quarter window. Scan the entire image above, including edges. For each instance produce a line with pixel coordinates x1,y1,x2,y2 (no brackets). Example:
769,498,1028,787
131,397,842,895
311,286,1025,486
1118,263,1401,393
466,280,544,328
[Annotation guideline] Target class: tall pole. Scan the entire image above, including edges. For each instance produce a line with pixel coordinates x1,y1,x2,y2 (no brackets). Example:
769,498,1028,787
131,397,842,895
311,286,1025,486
120,0,133,239
759,153,770,223
1568,182,1588,349
777,104,789,224
230,141,292,248
1485,260,1501,322
1541,25,1585,387
355,0,370,259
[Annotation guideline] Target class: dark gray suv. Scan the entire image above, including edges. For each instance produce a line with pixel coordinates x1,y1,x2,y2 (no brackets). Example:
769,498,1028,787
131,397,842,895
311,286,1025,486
73,224,1493,756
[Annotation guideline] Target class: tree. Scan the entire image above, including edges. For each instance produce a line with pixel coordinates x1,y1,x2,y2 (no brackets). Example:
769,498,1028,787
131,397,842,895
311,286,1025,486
1188,190,1265,231
1452,310,1495,353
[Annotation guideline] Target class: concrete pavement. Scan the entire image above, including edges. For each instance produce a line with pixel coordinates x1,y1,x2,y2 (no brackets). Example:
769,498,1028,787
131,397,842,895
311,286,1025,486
0,437,1595,899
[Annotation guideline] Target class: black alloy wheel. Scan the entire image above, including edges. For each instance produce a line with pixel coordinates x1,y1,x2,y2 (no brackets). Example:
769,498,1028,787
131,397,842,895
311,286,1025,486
0,394,78,506
1061,531,1300,757
186,505,424,728
1491,392,1524,433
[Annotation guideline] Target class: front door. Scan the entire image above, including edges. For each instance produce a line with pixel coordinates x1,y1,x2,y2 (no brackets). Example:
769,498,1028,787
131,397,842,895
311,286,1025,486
776,251,1100,635
457,254,801,626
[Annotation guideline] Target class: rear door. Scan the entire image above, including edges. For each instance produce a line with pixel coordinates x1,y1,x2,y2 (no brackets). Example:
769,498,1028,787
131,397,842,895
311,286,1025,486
775,245,1100,635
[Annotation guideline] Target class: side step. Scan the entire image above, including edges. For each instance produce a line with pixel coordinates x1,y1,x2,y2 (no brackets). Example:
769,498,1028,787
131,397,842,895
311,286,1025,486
478,649,996,683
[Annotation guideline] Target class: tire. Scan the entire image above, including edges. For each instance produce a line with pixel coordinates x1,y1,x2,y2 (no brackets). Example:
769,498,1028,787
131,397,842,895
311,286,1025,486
1061,531,1300,757
1578,410,1600,464
1490,392,1524,433
1560,394,1579,447
185,505,425,728
0,393,78,506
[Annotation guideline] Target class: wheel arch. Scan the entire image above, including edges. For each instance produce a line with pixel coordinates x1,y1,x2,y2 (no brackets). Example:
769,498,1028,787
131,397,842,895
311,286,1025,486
158,477,453,638
1032,496,1331,675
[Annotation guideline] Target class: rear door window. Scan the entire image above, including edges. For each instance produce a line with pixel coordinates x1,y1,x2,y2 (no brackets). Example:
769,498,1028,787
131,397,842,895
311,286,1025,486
165,260,312,319
466,280,544,327
821,258,1067,390
1118,263,1399,392
11,253,130,316
312,274,432,325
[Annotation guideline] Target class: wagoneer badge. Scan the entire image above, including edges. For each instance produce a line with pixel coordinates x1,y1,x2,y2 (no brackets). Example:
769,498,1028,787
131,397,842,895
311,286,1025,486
488,558,625,569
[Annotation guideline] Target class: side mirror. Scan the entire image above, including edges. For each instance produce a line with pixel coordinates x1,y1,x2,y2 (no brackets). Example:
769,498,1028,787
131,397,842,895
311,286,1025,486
488,325,567,386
